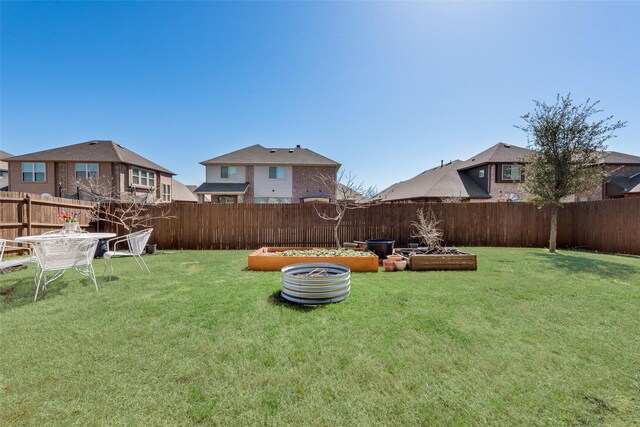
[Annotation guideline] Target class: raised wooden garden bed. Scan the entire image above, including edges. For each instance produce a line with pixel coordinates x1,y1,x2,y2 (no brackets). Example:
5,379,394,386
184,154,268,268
396,248,477,271
248,247,379,272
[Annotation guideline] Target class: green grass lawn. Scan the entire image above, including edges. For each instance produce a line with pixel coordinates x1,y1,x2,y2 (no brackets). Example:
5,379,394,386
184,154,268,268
1,248,639,426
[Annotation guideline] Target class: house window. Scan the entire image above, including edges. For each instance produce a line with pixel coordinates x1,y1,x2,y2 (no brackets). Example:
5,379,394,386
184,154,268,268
501,164,522,181
219,196,237,204
22,162,46,182
75,163,99,179
131,167,156,187
0,170,8,178
221,166,237,179
269,166,285,180
479,169,485,179
162,184,171,202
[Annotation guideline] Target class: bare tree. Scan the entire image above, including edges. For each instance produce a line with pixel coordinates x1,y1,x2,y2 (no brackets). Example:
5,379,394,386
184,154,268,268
76,178,174,232
517,94,625,252
441,195,464,203
313,170,378,248
410,208,443,249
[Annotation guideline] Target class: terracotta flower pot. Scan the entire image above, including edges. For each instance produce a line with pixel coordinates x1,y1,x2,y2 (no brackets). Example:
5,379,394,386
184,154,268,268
395,260,407,271
383,259,396,272
386,254,403,262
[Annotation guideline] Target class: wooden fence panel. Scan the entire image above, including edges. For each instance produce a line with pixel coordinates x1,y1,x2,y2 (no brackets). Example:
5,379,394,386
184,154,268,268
2,193,639,255
0,192,97,242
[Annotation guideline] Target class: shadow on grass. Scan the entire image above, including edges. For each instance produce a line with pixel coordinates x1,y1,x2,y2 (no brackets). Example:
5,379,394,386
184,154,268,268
0,276,71,312
268,290,324,312
533,252,639,280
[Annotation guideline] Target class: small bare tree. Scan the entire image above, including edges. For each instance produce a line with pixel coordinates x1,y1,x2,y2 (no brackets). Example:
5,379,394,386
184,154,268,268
410,208,443,249
441,195,464,203
76,178,174,232
313,170,378,248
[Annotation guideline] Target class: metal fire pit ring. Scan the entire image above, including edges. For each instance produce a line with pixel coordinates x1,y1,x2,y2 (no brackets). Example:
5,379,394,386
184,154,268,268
281,263,351,305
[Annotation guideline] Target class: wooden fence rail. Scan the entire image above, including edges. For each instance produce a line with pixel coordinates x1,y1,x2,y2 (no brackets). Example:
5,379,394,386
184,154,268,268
2,193,639,255
137,198,639,255
0,192,97,242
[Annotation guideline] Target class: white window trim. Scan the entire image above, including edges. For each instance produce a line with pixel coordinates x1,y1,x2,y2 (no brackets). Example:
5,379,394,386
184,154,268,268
131,167,156,188
161,183,171,202
501,164,522,181
268,166,286,180
21,162,46,182
75,163,99,179
221,166,238,179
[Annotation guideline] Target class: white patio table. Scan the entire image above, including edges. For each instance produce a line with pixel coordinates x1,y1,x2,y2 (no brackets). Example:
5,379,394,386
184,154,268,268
15,232,116,243
16,232,117,301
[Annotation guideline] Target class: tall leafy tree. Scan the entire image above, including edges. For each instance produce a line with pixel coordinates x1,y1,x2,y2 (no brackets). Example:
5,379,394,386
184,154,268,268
517,94,625,252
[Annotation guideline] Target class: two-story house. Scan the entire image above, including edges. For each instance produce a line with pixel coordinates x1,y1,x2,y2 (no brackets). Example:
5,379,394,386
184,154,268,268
377,142,640,203
195,144,340,203
5,140,177,202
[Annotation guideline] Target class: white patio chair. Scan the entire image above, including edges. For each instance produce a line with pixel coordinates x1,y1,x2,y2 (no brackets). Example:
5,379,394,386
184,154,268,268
103,229,153,280
32,238,99,302
0,239,33,270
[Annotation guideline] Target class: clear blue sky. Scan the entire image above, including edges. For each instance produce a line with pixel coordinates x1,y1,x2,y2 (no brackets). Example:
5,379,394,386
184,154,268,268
1,1,639,190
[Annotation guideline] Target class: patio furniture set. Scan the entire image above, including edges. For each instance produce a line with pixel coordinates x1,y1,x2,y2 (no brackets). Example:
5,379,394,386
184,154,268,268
0,228,153,301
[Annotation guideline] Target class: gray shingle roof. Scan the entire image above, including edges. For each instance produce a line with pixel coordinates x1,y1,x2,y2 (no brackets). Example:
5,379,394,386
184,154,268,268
201,144,340,167
194,182,250,194
5,140,174,175
598,151,640,165
376,160,490,201
457,143,533,170
607,172,640,194
172,179,198,202
0,150,13,160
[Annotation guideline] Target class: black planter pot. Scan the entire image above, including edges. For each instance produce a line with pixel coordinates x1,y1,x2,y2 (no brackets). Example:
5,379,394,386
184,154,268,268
145,243,157,255
366,239,395,259
94,239,108,258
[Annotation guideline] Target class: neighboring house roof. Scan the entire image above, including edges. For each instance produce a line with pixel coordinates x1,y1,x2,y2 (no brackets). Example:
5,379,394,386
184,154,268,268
186,185,197,193
194,182,250,194
172,179,198,202
0,150,12,161
5,140,174,175
457,143,533,171
598,151,640,165
201,144,340,167
376,160,490,202
606,173,640,197
336,183,367,202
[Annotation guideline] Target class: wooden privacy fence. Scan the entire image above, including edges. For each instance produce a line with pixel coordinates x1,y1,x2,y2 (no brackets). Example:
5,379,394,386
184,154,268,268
2,193,638,255
0,192,96,241
137,198,640,255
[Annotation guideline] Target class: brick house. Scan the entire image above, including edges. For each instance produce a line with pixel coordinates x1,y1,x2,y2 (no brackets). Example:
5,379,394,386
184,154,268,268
5,140,177,202
377,142,640,203
195,144,340,203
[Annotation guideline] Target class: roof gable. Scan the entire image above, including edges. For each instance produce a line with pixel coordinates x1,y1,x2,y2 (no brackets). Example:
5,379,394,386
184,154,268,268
377,160,490,201
171,179,198,202
201,144,340,167
5,140,174,175
457,143,533,171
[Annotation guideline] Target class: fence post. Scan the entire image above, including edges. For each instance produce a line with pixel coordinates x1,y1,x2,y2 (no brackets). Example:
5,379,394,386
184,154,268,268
26,194,32,236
